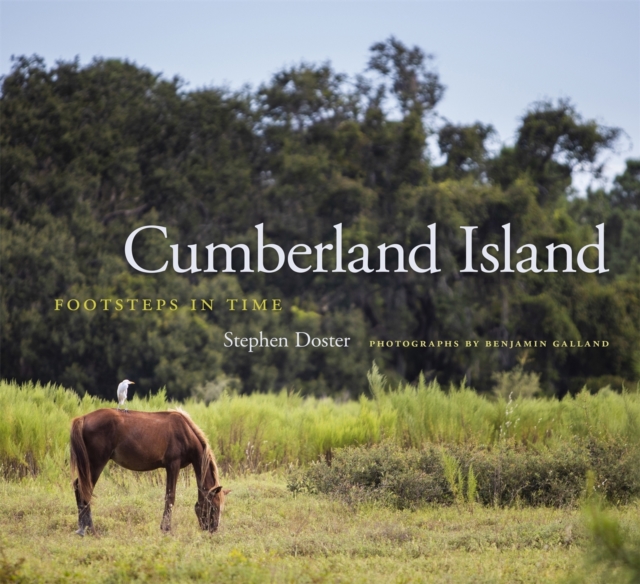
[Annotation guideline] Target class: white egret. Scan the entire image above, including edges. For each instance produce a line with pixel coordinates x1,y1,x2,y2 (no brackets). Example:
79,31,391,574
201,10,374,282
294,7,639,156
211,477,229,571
117,380,135,412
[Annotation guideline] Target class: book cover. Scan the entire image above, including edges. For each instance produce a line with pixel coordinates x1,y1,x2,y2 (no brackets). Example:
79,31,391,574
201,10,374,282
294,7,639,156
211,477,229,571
1,2,639,582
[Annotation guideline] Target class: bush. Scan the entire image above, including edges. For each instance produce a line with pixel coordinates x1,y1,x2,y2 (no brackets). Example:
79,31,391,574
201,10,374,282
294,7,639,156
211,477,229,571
290,440,640,509
586,440,640,505
462,444,589,507
289,443,447,509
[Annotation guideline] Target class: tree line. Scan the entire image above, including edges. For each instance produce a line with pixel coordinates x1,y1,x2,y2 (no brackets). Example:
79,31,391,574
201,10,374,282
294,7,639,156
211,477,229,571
1,38,639,399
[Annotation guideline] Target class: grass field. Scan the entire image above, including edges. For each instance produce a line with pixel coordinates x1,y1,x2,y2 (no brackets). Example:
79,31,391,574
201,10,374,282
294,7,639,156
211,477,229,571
2,469,638,583
1,377,639,582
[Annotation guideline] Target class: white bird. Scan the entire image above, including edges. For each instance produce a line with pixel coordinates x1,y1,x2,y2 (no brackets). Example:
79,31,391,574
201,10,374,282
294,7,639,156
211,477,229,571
117,379,135,412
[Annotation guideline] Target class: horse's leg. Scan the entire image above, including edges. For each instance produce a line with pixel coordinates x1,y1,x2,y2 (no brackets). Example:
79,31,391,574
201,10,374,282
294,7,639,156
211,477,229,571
74,460,108,536
161,461,180,533
73,477,91,536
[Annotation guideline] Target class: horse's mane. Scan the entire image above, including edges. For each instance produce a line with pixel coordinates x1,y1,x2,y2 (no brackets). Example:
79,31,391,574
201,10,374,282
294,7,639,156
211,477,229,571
172,408,220,488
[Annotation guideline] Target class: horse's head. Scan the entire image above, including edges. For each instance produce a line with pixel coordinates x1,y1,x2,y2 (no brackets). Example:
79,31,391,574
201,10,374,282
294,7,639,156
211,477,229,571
195,485,230,532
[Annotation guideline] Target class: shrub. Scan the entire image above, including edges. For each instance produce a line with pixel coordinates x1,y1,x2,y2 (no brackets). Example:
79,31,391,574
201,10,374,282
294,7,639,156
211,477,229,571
462,444,589,507
492,365,541,399
291,440,640,509
586,440,640,505
289,443,448,509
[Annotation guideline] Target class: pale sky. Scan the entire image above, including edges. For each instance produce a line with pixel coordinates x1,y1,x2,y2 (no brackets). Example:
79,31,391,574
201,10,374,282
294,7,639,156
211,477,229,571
1,1,638,192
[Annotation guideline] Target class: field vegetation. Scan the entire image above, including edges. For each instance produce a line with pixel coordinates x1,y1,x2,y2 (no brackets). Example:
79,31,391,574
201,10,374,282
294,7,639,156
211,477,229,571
1,376,639,582
2,473,639,583
2,370,639,479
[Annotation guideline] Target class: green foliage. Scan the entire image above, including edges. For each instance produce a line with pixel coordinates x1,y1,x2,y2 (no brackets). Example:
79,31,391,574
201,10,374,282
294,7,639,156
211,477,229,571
290,443,447,509
467,464,478,505
441,451,463,504
585,505,640,583
434,122,495,181
294,440,640,509
367,36,445,115
1,48,639,400
492,365,541,399
3,376,640,482
490,99,621,203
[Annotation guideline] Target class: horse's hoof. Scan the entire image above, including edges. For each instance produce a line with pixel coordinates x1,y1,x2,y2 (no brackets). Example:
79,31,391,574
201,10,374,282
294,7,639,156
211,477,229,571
75,528,85,537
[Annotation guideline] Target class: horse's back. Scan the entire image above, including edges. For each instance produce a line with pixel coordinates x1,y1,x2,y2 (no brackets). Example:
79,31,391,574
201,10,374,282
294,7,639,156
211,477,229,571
79,409,180,435
77,409,197,472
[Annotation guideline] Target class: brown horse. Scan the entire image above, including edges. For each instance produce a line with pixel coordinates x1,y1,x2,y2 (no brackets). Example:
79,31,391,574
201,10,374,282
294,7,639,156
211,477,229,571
70,408,229,535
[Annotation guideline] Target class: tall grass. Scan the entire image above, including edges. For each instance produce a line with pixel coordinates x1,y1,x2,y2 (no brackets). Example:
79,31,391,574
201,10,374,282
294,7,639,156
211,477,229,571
0,380,101,478
1,366,640,478
367,365,640,448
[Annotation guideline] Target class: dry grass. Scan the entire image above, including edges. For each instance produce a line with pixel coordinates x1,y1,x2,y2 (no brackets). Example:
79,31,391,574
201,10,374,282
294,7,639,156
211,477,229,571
3,468,636,583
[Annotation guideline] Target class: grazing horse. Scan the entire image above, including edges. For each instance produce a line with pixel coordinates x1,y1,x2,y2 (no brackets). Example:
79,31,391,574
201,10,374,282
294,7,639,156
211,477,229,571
70,408,229,535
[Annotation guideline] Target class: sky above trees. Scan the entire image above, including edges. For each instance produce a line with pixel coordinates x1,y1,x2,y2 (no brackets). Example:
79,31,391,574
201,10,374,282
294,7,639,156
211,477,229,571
1,1,638,192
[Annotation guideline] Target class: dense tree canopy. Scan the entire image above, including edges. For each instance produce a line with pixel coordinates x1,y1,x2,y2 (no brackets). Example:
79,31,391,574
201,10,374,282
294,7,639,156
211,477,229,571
1,40,638,400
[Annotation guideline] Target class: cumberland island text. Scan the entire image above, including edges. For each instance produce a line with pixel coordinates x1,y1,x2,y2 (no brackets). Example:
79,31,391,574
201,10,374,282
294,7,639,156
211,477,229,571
124,223,608,275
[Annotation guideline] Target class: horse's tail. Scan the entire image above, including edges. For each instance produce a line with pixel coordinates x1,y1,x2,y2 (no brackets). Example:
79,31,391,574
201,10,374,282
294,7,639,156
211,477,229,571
70,416,93,502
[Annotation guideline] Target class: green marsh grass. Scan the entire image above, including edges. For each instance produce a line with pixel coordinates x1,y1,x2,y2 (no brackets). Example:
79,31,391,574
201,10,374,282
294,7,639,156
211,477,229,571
2,370,640,479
